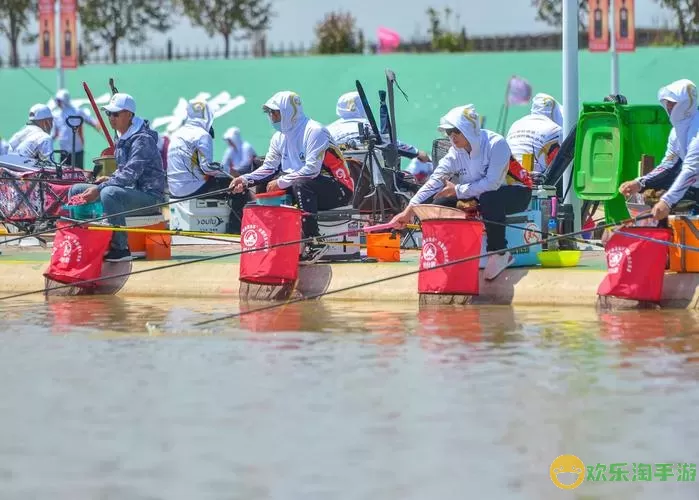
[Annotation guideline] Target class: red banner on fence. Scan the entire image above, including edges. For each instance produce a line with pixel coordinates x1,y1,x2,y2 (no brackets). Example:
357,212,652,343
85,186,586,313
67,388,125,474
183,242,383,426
60,0,78,68
588,0,610,52
614,0,635,52
38,0,56,68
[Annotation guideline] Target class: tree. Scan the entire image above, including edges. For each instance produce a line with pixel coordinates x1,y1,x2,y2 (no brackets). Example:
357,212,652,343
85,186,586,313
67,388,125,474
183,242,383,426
426,6,469,52
177,0,271,59
314,11,361,54
654,0,699,44
80,0,172,64
0,0,36,67
531,0,588,30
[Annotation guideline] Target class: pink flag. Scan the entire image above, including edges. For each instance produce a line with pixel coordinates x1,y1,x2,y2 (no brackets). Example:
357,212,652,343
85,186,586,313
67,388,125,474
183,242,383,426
377,27,400,53
507,76,532,106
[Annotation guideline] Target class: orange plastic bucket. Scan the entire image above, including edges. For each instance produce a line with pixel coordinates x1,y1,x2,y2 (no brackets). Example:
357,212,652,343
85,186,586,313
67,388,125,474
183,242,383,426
145,233,172,260
668,215,699,272
367,232,400,262
126,220,167,257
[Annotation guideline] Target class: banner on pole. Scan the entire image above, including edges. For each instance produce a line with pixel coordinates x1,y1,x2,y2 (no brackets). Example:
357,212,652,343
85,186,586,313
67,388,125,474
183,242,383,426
588,0,610,52
60,0,78,68
38,0,56,68
614,0,635,52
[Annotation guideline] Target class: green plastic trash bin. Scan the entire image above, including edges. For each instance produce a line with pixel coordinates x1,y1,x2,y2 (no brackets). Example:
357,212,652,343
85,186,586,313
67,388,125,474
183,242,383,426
573,102,672,223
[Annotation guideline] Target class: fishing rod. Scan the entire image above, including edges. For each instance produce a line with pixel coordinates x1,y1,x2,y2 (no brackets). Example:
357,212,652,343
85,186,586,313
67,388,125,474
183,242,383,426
85,224,240,245
192,213,655,327
0,225,371,301
0,186,232,246
613,229,699,252
84,224,409,251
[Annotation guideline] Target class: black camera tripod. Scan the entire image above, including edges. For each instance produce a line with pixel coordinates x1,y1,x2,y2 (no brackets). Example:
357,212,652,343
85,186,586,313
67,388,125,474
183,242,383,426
350,123,403,224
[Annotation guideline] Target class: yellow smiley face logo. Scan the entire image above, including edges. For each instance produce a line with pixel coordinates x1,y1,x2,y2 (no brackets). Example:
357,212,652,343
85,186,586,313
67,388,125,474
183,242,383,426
550,455,585,490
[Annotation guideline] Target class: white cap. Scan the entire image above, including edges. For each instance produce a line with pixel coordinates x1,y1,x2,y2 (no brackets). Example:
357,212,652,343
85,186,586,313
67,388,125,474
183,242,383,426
28,103,53,121
55,89,70,102
102,93,136,114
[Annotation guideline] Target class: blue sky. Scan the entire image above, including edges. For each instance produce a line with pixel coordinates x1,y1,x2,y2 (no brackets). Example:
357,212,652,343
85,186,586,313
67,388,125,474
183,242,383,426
7,0,670,57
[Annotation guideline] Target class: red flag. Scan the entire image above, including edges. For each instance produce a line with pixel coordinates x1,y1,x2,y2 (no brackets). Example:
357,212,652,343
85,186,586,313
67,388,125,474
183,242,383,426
38,0,56,68
597,227,671,302
60,0,78,68
377,27,400,54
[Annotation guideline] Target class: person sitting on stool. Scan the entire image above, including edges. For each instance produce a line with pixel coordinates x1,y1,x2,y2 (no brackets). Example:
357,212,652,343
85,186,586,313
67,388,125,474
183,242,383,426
167,100,248,232
229,91,355,264
68,93,165,262
7,104,54,160
620,79,699,222
390,104,532,280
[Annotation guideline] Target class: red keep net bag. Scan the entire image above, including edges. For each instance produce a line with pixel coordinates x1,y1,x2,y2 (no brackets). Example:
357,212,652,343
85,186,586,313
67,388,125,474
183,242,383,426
418,219,484,295
239,204,303,286
44,221,113,286
597,226,672,302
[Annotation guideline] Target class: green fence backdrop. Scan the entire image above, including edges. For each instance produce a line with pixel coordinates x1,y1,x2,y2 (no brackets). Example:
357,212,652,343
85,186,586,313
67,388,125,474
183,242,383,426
1,46,698,168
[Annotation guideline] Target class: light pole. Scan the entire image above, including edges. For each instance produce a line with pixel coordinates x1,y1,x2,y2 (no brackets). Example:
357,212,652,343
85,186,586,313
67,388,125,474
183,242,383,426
54,0,64,90
562,0,581,232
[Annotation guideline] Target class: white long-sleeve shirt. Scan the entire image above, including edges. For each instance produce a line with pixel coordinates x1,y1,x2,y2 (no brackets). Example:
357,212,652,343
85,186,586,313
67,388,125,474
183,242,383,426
410,129,511,204
243,91,334,190
166,100,219,197
52,104,98,152
7,124,53,160
506,114,561,174
639,79,699,206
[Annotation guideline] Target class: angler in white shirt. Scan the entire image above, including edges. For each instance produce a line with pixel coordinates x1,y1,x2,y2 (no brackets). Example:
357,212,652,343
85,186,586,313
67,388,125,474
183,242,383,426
7,104,54,161
327,91,430,162
222,127,256,176
391,104,533,280
506,93,563,184
620,79,699,221
229,91,355,263
167,99,228,198
52,89,99,169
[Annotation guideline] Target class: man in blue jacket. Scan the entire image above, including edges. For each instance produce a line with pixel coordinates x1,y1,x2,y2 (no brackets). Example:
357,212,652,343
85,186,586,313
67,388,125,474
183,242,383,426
68,93,165,262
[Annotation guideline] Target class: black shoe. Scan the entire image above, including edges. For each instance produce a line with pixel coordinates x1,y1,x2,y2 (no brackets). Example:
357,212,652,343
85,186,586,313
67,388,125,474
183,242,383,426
104,248,134,262
300,242,328,265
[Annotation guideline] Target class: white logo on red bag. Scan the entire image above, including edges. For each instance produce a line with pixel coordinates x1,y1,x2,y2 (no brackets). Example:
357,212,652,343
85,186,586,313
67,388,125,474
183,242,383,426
335,168,347,179
421,237,449,269
606,246,632,274
523,222,541,245
55,234,83,266
241,224,270,251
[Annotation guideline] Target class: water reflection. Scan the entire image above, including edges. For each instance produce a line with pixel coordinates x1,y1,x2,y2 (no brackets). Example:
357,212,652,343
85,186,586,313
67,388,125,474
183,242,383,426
0,299,698,499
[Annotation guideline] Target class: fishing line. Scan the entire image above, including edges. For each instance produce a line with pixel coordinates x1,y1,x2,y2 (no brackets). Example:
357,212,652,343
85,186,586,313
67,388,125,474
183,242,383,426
192,213,653,327
0,226,369,301
21,67,55,96
0,187,232,246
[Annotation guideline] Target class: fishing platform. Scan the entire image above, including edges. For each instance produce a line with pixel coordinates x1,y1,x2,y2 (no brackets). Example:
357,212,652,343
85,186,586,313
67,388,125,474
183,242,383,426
2,240,699,309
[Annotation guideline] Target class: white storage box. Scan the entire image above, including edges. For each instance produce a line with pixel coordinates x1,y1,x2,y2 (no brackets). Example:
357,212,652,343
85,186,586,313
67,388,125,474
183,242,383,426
169,198,230,234
317,206,361,261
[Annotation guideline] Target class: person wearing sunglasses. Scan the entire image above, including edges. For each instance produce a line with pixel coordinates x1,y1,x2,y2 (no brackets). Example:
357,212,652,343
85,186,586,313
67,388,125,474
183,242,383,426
229,91,355,264
68,93,165,262
390,104,532,280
